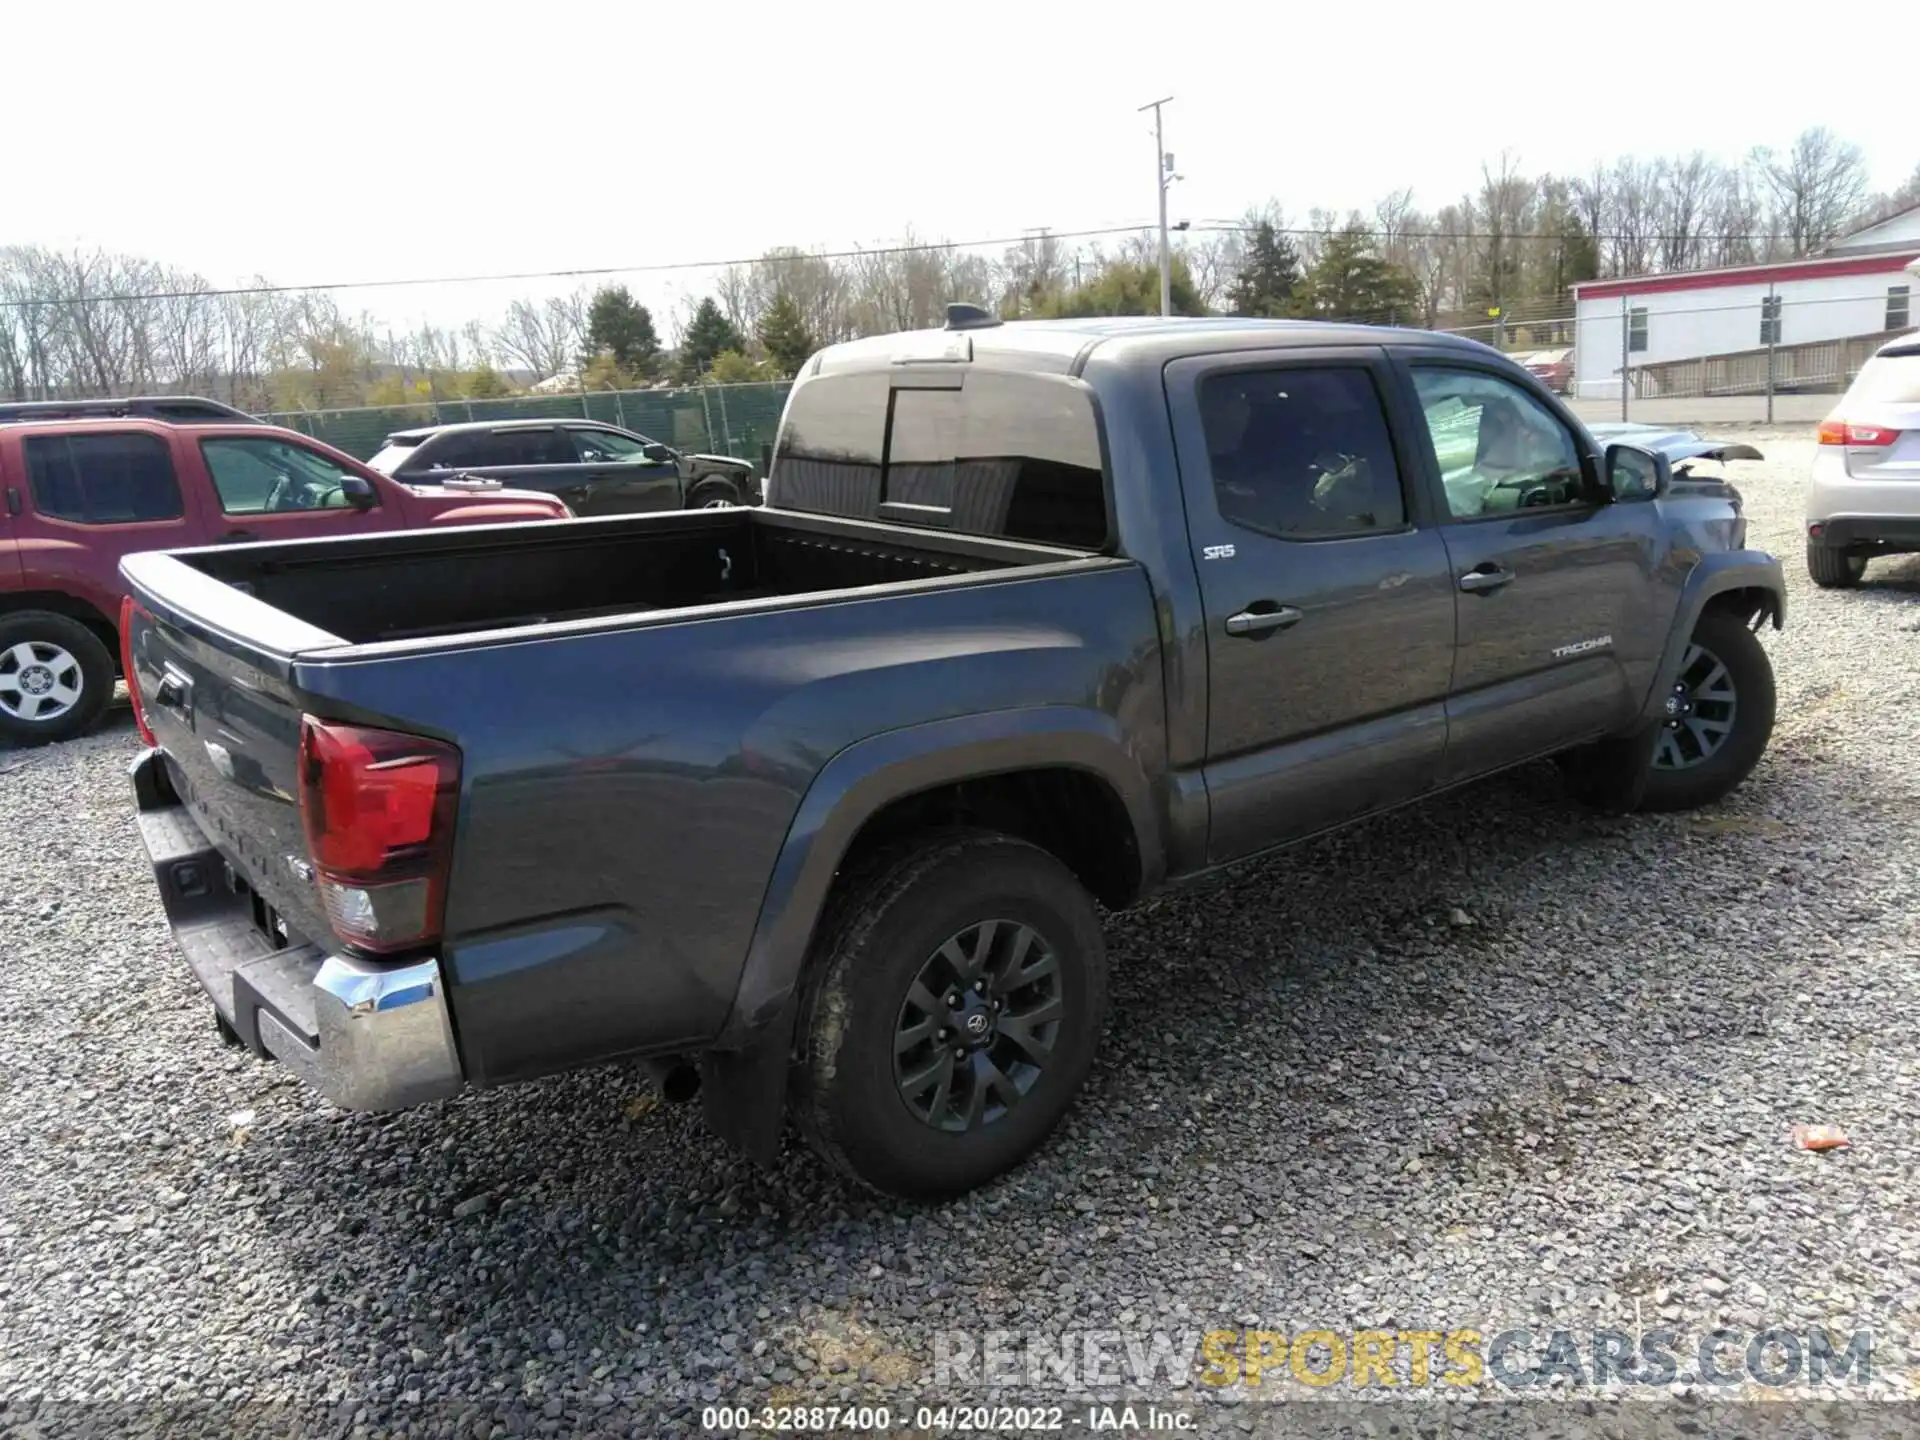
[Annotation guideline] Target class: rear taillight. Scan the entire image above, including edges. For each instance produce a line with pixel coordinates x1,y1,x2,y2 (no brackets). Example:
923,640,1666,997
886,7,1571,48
1817,419,1899,447
118,595,157,747
297,717,460,954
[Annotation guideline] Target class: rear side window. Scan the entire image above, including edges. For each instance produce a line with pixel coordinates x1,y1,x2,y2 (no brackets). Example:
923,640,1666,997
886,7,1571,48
1847,353,1920,406
1199,367,1406,537
773,371,1108,548
414,430,572,469
485,429,575,466
24,432,183,524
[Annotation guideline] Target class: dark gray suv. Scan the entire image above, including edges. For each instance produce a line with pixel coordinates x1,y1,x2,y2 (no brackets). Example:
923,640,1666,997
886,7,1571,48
366,418,760,517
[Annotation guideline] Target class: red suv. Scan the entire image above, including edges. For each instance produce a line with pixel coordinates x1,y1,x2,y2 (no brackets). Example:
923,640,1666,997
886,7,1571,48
0,408,571,744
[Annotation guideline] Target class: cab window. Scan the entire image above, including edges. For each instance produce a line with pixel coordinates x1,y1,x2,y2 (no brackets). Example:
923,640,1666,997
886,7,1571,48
1199,366,1406,538
571,428,652,462
1410,368,1589,518
201,438,366,514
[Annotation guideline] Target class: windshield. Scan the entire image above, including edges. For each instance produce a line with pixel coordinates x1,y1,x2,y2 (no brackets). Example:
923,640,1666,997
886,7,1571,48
366,441,419,475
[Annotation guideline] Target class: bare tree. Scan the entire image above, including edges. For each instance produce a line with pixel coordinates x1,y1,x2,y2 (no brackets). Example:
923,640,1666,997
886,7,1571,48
1608,157,1660,276
1655,152,1714,271
1754,126,1870,255
845,229,973,335
1476,151,1535,316
1572,165,1613,275
998,231,1069,317
492,290,588,382
1857,162,1920,229
737,248,852,344
1702,165,1767,267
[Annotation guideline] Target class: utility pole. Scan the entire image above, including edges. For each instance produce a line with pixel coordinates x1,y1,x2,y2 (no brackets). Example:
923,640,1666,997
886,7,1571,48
1138,96,1174,316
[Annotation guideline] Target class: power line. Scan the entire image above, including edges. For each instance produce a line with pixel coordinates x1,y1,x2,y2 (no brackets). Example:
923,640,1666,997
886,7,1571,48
0,216,1895,317
0,223,1160,312
1197,218,1864,247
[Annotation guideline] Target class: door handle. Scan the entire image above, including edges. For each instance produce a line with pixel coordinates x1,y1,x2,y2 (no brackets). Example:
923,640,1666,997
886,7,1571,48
1225,605,1303,637
218,529,259,544
1458,566,1514,594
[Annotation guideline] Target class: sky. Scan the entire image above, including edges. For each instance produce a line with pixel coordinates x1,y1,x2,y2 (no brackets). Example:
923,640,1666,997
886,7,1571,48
9,0,1915,341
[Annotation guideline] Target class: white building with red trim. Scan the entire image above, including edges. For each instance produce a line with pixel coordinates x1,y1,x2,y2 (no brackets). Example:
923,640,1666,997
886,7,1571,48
1569,206,1920,399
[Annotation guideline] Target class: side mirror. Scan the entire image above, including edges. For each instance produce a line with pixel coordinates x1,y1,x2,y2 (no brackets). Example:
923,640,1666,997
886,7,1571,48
1604,442,1670,502
339,475,379,510
642,442,676,463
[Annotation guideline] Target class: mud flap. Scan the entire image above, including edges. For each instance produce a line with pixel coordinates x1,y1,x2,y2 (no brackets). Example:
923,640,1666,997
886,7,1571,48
1556,721,1661,815
698,1006,795,1166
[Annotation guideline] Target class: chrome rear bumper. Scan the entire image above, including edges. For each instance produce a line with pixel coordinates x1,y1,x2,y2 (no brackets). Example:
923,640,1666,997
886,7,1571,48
131,748,463,1111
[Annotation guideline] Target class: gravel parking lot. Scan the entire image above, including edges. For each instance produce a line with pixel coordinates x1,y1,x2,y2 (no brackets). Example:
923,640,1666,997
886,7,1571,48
3,432,1918,1435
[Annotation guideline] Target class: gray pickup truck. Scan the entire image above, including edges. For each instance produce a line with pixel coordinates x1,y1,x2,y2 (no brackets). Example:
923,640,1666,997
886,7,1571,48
121,313,1784,1198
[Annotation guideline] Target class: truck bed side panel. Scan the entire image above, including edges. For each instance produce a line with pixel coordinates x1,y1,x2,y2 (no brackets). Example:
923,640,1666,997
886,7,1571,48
290,561,1163,1086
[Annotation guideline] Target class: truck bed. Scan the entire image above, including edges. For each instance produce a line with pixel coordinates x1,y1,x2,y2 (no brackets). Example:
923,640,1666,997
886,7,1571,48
118,503,1152,1091
172,506,1088,646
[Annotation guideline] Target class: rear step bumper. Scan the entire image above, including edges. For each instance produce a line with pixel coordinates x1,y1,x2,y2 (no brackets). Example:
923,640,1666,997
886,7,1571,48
130,748,464,1111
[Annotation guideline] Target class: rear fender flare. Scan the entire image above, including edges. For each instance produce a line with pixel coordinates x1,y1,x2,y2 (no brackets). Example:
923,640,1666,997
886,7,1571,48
1640,551,1784,723
719,706,1161,1049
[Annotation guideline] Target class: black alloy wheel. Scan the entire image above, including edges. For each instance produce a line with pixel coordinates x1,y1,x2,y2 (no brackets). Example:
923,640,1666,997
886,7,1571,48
892,919,1064,1133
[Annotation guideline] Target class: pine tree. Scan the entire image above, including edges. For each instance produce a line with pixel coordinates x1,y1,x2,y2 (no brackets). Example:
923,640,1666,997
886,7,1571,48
1226,222,1303,317
584,286,660,378
756,293,817,378
1297,222,1419,325
678,298,747,382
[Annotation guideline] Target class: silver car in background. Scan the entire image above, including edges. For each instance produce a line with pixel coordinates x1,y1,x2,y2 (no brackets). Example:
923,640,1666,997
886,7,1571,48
1805,333,1920,587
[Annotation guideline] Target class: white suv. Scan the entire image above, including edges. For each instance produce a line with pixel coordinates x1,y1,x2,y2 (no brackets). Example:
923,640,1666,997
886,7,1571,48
1805,333,1920,587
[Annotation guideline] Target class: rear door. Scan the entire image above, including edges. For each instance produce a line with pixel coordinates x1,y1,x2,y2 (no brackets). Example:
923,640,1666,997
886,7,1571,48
1166,348,1458,863
5,426,211,622
194,433,403,544
421,426,587,506
561,425,683,514
1394,353,1662,783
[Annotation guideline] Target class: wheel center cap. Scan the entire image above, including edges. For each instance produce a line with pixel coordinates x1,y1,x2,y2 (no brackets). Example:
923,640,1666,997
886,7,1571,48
20,666,53,695
956,996,995,1046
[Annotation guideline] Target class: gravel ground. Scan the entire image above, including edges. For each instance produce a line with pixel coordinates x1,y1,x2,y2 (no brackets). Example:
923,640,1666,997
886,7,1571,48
3,432,1918,1437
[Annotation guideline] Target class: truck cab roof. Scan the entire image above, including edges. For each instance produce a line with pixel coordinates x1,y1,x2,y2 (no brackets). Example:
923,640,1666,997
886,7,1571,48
807,314,1497,379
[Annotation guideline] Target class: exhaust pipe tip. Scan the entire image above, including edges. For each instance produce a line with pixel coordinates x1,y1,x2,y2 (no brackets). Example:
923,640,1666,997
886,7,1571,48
644,1059,701,1105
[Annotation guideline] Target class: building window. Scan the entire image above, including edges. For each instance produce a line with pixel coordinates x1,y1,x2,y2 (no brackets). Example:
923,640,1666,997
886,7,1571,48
1628,307,1648,353
1759,294,1783,346
1890,286,1912,332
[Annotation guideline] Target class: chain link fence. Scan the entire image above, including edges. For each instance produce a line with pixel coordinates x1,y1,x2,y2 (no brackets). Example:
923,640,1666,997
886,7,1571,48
259,283,1912,459
261,381,791,465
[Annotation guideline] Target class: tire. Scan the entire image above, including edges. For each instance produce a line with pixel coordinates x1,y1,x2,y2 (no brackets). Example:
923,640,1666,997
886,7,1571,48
1636,608,1776,813
0,611,114,746
793,830,1108,1199
1806,541,1866,589
688,478,741,509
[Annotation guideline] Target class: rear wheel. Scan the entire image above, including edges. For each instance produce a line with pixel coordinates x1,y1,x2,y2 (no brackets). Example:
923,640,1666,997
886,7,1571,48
1637,608,1775,813
0,611,114,746
1806,541,1866,588
793,831,1107,1199
688,478,741,509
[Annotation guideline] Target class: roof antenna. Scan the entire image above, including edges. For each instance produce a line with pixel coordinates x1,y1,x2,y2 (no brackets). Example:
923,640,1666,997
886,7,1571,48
945,302,1002,331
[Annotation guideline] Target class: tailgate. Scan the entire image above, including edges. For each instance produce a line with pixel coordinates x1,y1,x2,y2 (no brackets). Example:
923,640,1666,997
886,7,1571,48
123,551,348,951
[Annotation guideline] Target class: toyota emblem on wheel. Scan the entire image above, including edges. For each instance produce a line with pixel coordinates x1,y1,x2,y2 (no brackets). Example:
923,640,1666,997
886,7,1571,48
964,1012,990,1037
